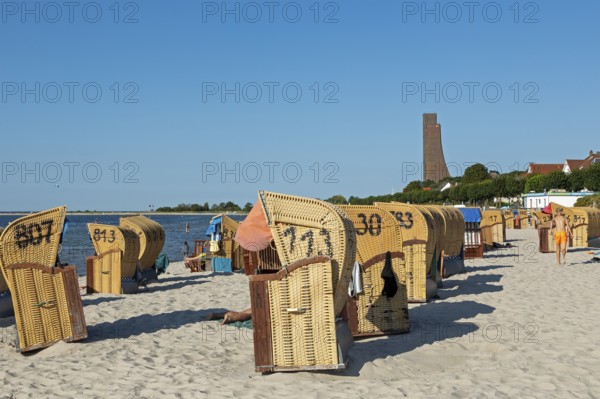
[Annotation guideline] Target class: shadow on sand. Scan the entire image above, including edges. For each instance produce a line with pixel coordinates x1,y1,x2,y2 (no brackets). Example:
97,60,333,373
344,300,495,376
438,274,503,299
82,296,124,307
85,308,230,343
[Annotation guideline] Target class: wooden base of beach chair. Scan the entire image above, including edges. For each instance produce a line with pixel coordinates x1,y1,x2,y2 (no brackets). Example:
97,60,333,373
6,263,87,353
0,293,14,318
538,227,574,253
464,245,484,259
248,256,353,373
86,250,140,295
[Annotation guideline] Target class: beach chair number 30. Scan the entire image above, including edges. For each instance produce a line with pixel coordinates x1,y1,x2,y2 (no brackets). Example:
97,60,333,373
283,226,334,258
356,213,382,236
14,220,54,249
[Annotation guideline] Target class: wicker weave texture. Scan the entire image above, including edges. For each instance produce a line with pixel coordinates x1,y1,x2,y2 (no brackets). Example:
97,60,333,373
120,215,165,270
7,264,86,352
268,259,338,368
437,206,465,257
481,210,506,243
259,191,356,315
518,209,534,228
0,206,66,292
8,266,73,348
503,210,515,229
87,223,139,278
338,205,408,334
418,206,445,260
374,202,430,302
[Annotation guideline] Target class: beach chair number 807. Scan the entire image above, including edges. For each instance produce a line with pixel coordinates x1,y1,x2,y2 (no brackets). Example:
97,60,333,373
14,220,54,249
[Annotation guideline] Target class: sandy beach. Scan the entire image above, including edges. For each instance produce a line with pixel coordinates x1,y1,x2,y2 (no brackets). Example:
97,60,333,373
1,228,600,398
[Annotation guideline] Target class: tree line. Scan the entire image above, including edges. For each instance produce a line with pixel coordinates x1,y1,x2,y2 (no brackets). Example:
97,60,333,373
326,163,600,207
155,201,253,213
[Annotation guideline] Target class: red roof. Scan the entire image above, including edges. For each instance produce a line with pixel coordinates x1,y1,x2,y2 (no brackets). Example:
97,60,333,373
565,160,584,171
527,164,563,175
580,152,600,169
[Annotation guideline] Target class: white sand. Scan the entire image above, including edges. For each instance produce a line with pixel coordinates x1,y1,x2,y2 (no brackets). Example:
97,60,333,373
1,229,600,398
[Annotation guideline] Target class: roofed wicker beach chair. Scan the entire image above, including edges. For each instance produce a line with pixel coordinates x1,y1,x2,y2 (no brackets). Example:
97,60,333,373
458,208,484,259
236,191,356,373
374,202,437,302
547,203,600,248
86,223,142,294
338,205,409,337
120,215,165,281
0,207,87,352
202,214,244,273
517,209,533,229
503,210,515,229
414,205,444,287
481,209,506,246
426,206,466,277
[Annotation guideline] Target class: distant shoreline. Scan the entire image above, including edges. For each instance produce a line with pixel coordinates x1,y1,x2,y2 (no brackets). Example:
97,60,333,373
0,212,249,216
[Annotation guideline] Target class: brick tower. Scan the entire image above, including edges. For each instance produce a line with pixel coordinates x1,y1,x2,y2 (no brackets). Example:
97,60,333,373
423,113,450,182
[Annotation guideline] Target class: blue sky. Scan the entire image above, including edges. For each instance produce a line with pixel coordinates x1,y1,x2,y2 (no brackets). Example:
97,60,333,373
0,0,598,211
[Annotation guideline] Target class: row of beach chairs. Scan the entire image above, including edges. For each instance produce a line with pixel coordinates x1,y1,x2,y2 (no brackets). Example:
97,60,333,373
0,208,166,352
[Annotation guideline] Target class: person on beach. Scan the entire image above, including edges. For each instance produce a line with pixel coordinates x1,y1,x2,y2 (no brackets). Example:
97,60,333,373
182,241,190,258
550,208,572,265
206,309,252,325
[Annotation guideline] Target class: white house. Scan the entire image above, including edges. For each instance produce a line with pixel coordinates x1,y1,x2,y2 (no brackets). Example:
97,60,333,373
522,191,596,209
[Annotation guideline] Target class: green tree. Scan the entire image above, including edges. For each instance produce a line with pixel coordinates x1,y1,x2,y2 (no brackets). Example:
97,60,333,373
543,171,569,190
584,164,600,191
326,195,347,204
568,169,586,192
525,174,545,193
403,181,423,193
462,163,490,184
243,202,253,212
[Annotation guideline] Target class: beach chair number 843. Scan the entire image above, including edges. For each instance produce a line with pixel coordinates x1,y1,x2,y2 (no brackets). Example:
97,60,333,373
14,220,54,249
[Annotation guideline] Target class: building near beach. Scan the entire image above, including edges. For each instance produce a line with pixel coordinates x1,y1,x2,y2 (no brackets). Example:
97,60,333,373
523,191,596,209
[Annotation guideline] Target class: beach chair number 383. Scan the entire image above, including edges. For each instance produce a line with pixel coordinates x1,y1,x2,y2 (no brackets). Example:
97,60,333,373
14,220,54,249
283,226,334,258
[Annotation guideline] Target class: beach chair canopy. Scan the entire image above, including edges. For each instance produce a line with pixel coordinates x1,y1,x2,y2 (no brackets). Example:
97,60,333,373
119,215,165,270
206,214,240,240
238,191,356,315
458,207,482,223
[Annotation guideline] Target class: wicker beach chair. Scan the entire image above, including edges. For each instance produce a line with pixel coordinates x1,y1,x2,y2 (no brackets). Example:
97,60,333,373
415,205,444,287
86,223,141,294
244,191,356,372
481,209,506,245
205,214,244,272
374,202,436,302
505,210,517,229
120,215,165,280
547,204,600,248
458,208,484,259
338,205,408,337
518,209,533,229
0,207,87,352
427,206,466,277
